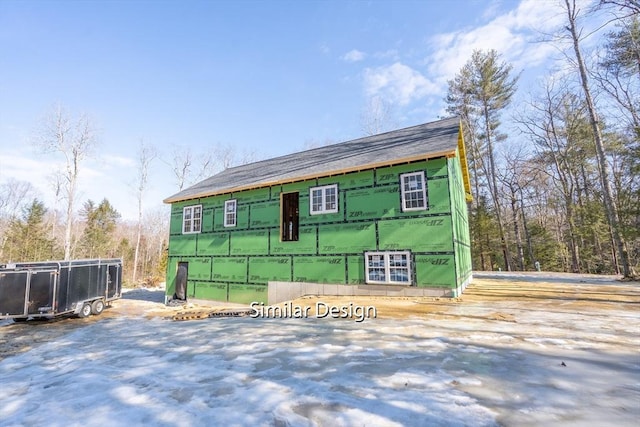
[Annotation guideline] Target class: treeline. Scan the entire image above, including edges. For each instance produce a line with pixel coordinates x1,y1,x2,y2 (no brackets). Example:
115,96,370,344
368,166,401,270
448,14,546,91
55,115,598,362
0,110,256,285
445,1,639,277
0,195,168,286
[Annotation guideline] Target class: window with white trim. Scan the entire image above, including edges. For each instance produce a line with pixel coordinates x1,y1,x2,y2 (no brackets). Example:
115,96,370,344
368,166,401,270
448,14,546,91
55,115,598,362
400,171,428,211
182,205,202,234
224,199,237,227
365,251,412,285
310,184,338,215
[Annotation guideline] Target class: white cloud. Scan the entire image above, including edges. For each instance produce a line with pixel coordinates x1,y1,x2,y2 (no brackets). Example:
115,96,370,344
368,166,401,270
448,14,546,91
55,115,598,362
0,154,51,193
0,152,161,221
342,49,366,62
318,42,330,55
373,49,400,61
363,62,439,106
353,0,591,111
425,0,573,85
101,154,136,168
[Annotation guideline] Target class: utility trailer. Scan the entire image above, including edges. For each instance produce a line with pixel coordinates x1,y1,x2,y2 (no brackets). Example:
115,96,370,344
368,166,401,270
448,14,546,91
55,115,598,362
0,258,122,322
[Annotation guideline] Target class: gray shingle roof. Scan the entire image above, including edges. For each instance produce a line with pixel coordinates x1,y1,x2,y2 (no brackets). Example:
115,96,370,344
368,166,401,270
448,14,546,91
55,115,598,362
164,116,461,203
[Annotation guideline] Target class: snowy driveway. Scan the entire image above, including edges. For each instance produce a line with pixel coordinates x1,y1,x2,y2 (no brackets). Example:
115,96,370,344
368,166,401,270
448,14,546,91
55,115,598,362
0,277,639,426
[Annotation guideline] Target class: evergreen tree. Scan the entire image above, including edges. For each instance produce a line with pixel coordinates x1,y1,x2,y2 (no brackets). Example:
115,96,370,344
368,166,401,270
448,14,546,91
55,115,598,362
446,49,519,271
4,199,57,262
79,198,121,259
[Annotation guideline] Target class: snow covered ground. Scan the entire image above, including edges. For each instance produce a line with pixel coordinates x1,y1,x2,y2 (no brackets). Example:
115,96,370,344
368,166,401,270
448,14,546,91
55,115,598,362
0,277,639,426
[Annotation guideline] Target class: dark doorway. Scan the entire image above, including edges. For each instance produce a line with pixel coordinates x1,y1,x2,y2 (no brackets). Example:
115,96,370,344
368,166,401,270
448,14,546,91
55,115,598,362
27,270,56,315
175,262,188,300
107,264,120,299
281,192,299,241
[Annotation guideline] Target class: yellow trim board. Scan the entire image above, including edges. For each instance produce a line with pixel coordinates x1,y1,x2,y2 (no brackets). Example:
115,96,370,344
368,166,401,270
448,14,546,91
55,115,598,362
457,121,473,202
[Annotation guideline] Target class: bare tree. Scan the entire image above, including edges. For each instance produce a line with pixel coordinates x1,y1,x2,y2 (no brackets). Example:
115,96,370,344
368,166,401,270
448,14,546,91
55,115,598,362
168,143,247,191
170,145,193,191
47,171,64,240
0,179,38,260
142,206,169,279
563,0,635,277
498,146,539,271
599,0,640,15
516,78,594,273
360,96,396,136
33,104,98,260
132,140,157,283
0,178,37,218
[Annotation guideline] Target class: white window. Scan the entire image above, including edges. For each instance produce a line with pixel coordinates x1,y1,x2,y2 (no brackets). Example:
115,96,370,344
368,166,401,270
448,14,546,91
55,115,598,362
224,199,237,227
182,205,202,234
400,171,428,211
365,251,411,285
310,184,338,215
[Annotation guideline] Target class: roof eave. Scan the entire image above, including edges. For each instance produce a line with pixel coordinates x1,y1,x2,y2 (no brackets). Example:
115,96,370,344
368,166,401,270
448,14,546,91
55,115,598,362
163,149,456,204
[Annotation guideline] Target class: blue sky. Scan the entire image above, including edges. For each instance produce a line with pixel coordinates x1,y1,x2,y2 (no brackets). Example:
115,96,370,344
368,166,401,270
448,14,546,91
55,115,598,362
0,0,595,220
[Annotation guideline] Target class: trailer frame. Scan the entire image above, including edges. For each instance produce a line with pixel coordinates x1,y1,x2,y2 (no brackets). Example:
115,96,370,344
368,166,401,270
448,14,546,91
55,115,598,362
0,258,122,321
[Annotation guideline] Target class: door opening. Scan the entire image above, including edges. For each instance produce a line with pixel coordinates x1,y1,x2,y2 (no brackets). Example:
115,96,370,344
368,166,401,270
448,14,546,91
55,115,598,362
281,192,299,241
175,262,188,301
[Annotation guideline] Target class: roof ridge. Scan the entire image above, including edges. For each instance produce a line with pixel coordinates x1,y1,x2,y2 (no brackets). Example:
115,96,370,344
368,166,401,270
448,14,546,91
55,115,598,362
165,116,461,203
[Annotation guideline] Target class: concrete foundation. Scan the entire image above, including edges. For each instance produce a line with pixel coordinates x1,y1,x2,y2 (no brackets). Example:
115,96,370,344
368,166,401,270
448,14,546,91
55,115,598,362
267,281,461,305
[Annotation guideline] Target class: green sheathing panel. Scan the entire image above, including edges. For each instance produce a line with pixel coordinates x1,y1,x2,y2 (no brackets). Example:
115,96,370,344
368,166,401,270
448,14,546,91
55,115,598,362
197,233,230,256
415,255,456,288
200,195,227,210
248,257,292,283
448,153,472,286
201,208,214,233
302,207,343,225
427,178,452,214
273,180,317,198
317,170,374,189
378,217,454,253
318,223,376,254
235,205,250,229
166,259,178,297
230,230,269,255
347,255,366,284
188,258,212,280
170,210,184,234
270,226,317,255
376,158,446,185
249,201,280,228
168,234,197,256
346,186,400,220
228,284,267,304
200,195,223,232
426,157,448,177
234,187,270,203
212,257,248,282
293,256,346,283
166,156,469,301
193,282,228,301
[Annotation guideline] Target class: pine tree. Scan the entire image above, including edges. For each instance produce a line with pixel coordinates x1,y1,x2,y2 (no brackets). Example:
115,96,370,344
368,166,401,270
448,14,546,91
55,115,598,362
446,49,519,271
79,198,121,259
4,199,57,262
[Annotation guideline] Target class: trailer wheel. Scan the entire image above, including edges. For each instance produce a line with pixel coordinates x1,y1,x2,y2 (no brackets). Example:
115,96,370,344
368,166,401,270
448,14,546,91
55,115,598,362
91,299,105,315
78,303,92,318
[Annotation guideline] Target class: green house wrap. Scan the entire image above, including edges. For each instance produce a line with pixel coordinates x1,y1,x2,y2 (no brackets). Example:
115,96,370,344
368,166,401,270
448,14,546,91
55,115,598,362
164,117,473,304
